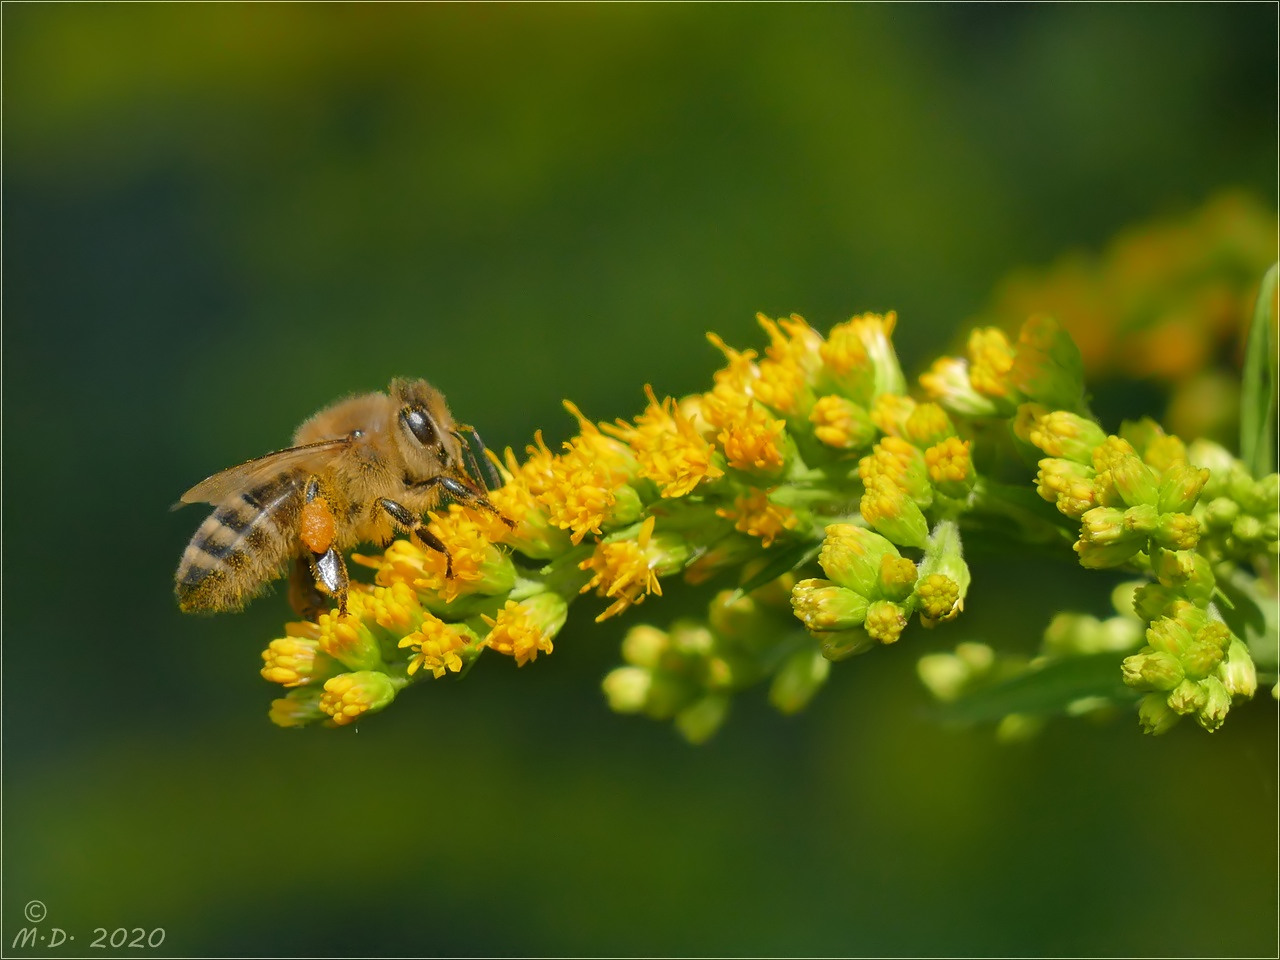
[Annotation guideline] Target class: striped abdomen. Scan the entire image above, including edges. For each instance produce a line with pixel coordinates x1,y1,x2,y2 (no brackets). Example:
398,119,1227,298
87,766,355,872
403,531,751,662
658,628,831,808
175,476,304,613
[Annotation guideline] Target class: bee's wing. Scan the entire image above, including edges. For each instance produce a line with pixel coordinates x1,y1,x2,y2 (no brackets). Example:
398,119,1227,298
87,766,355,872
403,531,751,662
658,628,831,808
173,438,353,509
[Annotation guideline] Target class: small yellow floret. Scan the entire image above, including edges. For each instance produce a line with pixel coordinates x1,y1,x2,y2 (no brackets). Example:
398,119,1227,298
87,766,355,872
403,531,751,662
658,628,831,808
714,400,787,475
405,505,514,602
399,615,473,678
716,487,798,548
579,515,664,621
608,386,724,498
539,436,626,545
481,597,563,666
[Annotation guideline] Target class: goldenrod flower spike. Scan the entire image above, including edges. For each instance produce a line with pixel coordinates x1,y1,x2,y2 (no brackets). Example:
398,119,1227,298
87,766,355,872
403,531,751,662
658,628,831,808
252,302,1273,741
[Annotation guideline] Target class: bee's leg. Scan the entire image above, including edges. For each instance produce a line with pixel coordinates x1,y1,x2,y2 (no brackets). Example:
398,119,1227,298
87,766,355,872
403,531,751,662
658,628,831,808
299,475,349,615
376,497,455,578
309,546,350,616
288,556,331,620
413,475,516,529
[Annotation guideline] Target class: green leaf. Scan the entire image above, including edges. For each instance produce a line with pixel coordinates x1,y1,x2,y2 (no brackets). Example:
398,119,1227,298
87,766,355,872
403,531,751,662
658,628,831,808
1240,263,1278,478
934,653,1138,724
729,540,820,602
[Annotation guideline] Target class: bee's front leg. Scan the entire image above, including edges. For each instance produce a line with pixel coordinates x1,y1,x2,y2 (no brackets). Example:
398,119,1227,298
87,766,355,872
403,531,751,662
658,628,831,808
411,474,516,529
299,475,350,615
377,497,455,578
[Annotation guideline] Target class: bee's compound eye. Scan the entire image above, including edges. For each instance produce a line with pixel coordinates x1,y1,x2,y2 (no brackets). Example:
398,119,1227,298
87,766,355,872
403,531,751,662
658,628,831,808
400,407,438,447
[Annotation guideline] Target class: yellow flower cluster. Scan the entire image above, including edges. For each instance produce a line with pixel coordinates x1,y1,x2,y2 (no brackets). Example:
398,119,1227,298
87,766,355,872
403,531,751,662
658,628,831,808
252,303,1273,741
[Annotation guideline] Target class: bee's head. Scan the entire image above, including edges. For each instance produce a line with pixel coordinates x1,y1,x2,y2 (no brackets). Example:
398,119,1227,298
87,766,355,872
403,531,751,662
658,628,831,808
389,378,466,477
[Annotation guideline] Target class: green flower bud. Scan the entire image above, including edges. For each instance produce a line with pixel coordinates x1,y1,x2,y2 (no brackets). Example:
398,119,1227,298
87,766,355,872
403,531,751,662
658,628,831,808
668,620,715,657
790,579,870,632
608,483,645,528
877,554,918,602
1080,507,1134,545
707,589,780,653
818,523,896,595
1122,651,1185,691
268,689,326,728
814,628,877,661
861,477,930,549
1186,439,1239,497
1111,455,1160,508
995,712,1047,743
1217,638,1257,698
643,670,700,720
1240,473,1279,515
1202,497,1240,530
1047,612,1144,655
1181,622,1231,679
675,694,730,744
1029,411,1108,463
602,666,653,714
1110,580,1143,618
1152,549,1215,607
1123,503,1161,536
1167,678,1208,715
1074,538,1144,570
769,646,831,714
1146,616,1194,657
914,520,971,624
1138,692,1181,735
1231,514,1264,544
917,642,995,702
1195,676,1231,732
1153,512,1200,551
1094,616,1147,652
1157,462,1210,514
621,624,669,668
1133,583,1179,623
1036,457,1094,505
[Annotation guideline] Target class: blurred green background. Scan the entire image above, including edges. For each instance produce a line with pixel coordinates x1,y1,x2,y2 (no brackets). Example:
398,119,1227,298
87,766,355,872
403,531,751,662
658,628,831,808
5,5,1277,956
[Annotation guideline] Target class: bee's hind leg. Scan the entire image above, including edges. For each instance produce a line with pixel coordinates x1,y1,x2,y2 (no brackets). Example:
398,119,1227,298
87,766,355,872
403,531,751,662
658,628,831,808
298,475,350,616
309,547,350,616
377,497,455,578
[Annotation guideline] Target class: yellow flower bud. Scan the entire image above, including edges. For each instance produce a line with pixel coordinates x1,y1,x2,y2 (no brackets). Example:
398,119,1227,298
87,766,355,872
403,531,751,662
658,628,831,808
809,395,877,450
924,437,976,499
318,671,399,726
864,600,908,644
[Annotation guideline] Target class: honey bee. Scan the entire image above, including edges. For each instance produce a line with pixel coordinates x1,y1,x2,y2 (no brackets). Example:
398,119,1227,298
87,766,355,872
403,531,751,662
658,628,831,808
174,378,509,618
